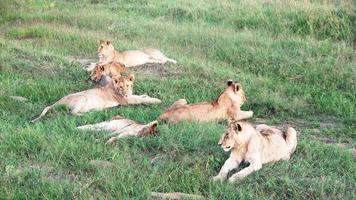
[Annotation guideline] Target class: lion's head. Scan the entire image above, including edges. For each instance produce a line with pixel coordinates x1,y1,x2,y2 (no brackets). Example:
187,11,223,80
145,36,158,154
225,80,246,104
97,40,115,60
90,62,126,82
112,74,135,97
218,121,253,152
90,64,106,82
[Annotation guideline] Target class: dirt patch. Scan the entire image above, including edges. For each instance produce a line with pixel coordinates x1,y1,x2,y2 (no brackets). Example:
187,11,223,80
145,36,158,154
254,116,340,131
133,63,181,77
68,56,97,67
309,135,355,156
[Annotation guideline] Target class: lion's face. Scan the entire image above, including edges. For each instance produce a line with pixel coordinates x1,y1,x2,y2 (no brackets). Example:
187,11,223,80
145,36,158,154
97,40,115,59
90,65,105,81
112,74,134,97
225,80,246,105
218,122,247,152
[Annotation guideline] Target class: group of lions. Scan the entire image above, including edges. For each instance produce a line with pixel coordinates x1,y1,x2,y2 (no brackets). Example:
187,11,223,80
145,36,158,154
31,40,297,183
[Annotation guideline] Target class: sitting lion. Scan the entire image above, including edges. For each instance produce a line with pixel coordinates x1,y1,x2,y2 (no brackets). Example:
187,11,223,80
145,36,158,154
96,40,177,67
213,121,297,183
77,115,158,144
31,74,161,122
158,80,253,123
90,61,126,82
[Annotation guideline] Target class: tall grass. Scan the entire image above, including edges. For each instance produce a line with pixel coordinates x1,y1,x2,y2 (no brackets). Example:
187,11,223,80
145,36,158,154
0,0,355,199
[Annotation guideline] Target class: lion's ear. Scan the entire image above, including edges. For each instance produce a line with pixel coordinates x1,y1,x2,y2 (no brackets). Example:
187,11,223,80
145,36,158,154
236,123,242,131
235,84,239,92
231,122,242,132
128,74,135,82
149,121,158,132
227,80,234,86
106,40,111,45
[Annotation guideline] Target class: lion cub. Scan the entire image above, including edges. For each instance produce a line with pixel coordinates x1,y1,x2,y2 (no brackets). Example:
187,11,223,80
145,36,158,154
31,75,161,122
96,40,176,67
159,80,253,123
90,61,126,83
213,121,297,183
77,115,158,144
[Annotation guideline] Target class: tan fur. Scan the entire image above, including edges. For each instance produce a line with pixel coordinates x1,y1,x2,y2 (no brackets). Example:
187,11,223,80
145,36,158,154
213,122,297,183
77,115,158,144
31,75,161,122
158,81,253,123
97,40,177,67
90,61,126,82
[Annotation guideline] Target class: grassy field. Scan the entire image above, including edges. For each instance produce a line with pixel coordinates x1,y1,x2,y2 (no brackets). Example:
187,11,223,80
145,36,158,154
0,0,355,199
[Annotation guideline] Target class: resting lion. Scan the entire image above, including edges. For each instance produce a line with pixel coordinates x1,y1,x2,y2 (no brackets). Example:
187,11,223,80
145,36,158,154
96,40,177,67
77,115,158,144
31,74,161,122
212,121,297,183
158,80,253,123
90,61,126,82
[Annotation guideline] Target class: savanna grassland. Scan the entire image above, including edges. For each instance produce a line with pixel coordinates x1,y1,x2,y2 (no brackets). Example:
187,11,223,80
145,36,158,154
0,0,355,199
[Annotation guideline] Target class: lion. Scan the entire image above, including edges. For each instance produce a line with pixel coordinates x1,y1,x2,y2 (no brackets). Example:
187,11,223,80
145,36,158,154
90,61,126,82
31,74,161,122
96,40,177,67
77,115,158,144
158,80,253,123
212,121,297,183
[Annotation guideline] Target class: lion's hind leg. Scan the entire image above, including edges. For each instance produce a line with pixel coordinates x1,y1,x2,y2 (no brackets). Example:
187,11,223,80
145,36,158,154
285,127,297,155
167,99,187,110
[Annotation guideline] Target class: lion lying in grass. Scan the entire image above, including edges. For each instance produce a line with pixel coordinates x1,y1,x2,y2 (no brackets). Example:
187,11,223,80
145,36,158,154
96,40,176,67
158,80,253,123
31,75,161,122
77,115,158,144
213,121,297,183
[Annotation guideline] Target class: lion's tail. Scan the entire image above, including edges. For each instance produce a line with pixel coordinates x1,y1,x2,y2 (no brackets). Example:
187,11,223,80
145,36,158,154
166,57,177,64
285,127,297,155
30,105,53,123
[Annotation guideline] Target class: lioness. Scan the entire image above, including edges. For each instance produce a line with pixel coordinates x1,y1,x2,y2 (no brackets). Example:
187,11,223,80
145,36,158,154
213,121,297,183
77,115,158,144
31,75,161,122
90,61,126,82
158,80,253,123
97,40,177,67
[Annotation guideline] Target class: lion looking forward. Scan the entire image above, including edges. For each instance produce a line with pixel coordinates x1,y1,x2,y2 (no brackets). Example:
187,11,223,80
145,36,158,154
31,75,161,122
213,121,297,183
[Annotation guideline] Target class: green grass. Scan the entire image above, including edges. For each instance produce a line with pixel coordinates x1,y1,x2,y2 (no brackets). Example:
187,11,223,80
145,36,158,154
0,0,355,199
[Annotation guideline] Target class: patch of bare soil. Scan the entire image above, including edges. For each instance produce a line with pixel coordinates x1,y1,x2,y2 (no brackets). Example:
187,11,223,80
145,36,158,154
254,116,341,131
68,56,97,67
133,63,181,77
